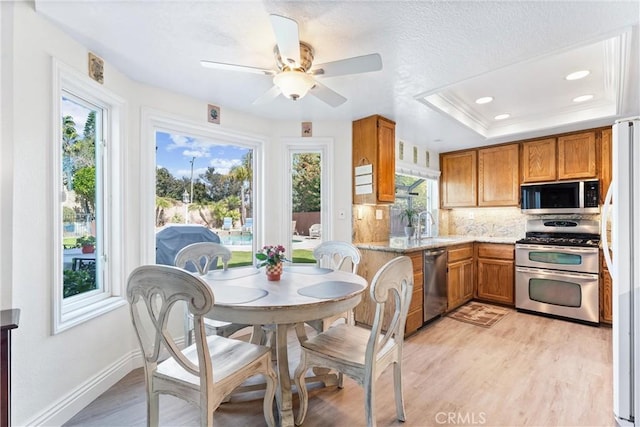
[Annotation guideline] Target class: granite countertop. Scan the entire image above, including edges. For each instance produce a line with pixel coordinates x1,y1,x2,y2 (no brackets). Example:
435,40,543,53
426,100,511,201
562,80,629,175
355,235,519,253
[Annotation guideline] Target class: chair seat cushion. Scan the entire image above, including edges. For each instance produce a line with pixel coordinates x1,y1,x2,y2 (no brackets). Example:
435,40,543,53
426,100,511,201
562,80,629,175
300,324,396,367
156,335,271,386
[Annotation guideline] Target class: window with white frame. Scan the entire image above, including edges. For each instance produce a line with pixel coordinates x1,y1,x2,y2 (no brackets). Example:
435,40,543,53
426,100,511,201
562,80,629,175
53,61,126,334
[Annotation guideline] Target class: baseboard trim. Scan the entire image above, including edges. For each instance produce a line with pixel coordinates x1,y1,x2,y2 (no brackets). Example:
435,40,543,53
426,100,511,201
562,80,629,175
25,350,143,426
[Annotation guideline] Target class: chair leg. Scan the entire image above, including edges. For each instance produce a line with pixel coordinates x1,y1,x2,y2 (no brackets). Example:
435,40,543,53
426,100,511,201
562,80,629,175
293,353,309,426
364,377,376,427
263,362,278,427
147,390,159,427
393,361,406,421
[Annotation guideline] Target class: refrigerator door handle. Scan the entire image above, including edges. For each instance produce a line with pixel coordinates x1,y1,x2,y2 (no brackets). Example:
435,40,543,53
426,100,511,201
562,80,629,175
602,179,614,274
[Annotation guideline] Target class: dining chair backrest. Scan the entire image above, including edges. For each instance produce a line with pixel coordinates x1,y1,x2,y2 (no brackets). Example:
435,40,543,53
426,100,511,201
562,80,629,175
368,256,414,360
127,265,214,382
313,241,361,274
174,242,231,275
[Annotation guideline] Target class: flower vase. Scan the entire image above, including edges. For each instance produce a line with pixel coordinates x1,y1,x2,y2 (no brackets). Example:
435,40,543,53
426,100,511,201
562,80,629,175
265,262,283,281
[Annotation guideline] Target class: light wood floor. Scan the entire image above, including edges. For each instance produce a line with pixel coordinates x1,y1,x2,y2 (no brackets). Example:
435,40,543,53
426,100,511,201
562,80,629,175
64,307,613,427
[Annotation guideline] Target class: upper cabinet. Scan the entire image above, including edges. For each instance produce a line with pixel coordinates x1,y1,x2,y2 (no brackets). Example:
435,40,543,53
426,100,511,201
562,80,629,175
441,144,519,208
352,115,396,204
557,131,597,180
440,150,477,208
521,137,557,182
600,128,612,203
478,144,520,206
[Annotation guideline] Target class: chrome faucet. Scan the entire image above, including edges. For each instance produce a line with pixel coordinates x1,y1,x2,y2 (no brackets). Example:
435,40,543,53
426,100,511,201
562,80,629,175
417,210,436,239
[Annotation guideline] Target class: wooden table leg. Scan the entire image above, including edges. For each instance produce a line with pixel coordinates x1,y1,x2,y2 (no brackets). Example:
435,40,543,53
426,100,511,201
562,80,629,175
275,323,294,427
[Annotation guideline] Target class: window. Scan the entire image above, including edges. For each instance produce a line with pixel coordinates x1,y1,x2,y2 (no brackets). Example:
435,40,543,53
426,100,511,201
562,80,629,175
154,130,256,268
391,173,439,237
52,61,126,333
286,139,332,263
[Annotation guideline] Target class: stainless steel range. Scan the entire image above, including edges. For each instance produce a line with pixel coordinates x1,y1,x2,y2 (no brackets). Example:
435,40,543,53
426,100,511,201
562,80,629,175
515,219,600,324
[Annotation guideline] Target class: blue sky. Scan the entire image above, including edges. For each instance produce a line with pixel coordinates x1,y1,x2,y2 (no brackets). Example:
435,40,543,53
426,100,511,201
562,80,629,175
156,131,250,180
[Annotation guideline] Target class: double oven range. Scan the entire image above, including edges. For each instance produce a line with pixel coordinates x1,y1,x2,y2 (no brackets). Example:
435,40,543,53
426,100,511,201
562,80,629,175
515,219,600,324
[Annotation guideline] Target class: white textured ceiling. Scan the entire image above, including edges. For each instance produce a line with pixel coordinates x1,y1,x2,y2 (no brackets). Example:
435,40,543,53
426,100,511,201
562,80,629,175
35,1,640,152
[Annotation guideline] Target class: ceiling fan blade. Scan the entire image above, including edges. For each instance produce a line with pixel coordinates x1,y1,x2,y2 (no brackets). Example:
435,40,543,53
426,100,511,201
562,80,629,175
312,53,382,77
200,60,274,75
270,14,301,67
252,85,282,105
309,81,347,107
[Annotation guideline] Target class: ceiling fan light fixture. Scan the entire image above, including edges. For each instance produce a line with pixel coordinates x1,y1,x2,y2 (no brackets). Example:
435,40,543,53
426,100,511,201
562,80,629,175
273,70,315,101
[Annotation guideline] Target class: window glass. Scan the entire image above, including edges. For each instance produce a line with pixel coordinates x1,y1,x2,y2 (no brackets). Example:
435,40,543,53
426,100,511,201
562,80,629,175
391,173,438,237
291,152,321,264
155,131,254,268
61,92,103,299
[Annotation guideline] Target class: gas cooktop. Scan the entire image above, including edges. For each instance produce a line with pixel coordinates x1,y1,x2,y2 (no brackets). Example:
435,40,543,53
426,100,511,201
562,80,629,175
517,218,601,248
516,235,600,248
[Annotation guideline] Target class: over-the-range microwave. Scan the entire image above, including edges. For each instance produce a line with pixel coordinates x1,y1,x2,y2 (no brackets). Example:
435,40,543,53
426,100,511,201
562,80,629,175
520,179,600,214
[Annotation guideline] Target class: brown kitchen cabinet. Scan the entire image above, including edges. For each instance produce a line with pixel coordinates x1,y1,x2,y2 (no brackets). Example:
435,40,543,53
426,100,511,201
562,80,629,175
600,128,612,204
446,244,474,311
557,131,597,180
600,249,613,324
475,243,515,306
440,150,477,208
352,115,396,205
354,249,423,336
478,144,520,206
521,137,557,182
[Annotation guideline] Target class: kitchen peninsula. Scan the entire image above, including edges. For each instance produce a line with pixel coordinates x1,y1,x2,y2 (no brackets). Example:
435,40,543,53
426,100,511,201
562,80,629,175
354,236,517,335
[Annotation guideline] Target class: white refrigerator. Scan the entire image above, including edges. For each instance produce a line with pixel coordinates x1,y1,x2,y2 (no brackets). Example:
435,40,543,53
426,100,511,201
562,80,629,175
603,117,640,426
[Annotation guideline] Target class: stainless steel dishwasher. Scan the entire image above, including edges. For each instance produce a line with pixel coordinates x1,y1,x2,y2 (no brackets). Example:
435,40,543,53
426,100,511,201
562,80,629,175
424,248,447,323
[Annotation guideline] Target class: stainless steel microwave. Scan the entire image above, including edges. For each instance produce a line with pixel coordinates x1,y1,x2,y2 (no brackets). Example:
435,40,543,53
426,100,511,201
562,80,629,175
520,179,600,214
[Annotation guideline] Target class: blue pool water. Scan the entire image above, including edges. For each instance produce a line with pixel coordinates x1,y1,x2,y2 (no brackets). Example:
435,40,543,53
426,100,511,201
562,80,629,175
221,234,253,245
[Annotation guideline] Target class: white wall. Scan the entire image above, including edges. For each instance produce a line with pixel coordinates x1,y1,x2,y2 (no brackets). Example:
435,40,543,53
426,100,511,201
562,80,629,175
2,3,354,425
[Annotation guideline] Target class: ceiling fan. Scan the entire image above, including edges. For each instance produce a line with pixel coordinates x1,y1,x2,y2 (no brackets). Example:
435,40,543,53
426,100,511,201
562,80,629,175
200,14,383,107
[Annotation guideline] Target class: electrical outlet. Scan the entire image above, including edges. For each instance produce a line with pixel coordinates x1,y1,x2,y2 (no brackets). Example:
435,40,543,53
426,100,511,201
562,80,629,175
375,209,383,220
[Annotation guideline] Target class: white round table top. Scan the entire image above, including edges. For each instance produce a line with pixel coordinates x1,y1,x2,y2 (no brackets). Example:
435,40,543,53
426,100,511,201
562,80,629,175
202,265,367,324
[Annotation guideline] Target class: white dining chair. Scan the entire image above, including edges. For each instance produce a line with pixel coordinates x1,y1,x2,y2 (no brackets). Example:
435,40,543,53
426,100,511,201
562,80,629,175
174,242,250,346
127,264,277,427
308,241,362,332
293,256,414,427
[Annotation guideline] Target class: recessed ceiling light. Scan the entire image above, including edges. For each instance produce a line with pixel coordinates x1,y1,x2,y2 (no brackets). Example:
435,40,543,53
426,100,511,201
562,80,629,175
475,96,493,104
494,113,510,120
573,94,594,103
565,70,590,81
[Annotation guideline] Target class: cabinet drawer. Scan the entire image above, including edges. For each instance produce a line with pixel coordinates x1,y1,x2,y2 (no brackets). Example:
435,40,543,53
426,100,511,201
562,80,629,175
476,243,514,260
448,244,473,263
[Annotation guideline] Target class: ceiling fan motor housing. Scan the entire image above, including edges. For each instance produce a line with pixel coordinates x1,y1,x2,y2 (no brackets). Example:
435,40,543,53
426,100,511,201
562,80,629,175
274,41,314,72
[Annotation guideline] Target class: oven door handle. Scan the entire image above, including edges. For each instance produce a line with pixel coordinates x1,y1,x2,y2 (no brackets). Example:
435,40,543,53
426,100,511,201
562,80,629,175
515,266,598,279
515,244,597,253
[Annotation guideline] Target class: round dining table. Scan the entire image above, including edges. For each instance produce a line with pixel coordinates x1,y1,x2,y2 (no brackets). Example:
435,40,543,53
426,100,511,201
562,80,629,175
202,264,367,427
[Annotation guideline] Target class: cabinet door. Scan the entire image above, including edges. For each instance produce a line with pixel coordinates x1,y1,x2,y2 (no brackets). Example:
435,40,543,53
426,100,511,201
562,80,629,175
600,128,612,204
478,144,519,206
521,138,557,182
352,115,395,205
441,150,477,208
600,249,612,324
405,251,424,335
447,258,473,310
557,131,597,179
476,258,514,305
377,117,396,203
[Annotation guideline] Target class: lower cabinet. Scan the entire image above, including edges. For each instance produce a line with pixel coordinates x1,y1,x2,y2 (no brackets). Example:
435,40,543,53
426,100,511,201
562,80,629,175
475,243,515,306
447,244,474,311
354,249,424,336
600,249,612,324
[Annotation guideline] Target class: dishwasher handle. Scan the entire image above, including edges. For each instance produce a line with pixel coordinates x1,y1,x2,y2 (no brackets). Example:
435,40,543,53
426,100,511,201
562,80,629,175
424,249,446,258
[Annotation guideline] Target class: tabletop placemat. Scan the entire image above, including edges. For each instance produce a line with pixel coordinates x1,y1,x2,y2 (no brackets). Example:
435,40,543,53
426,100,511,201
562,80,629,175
206,268,260,281
212,284,267,304
298,281,363,299
283,266,333,275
